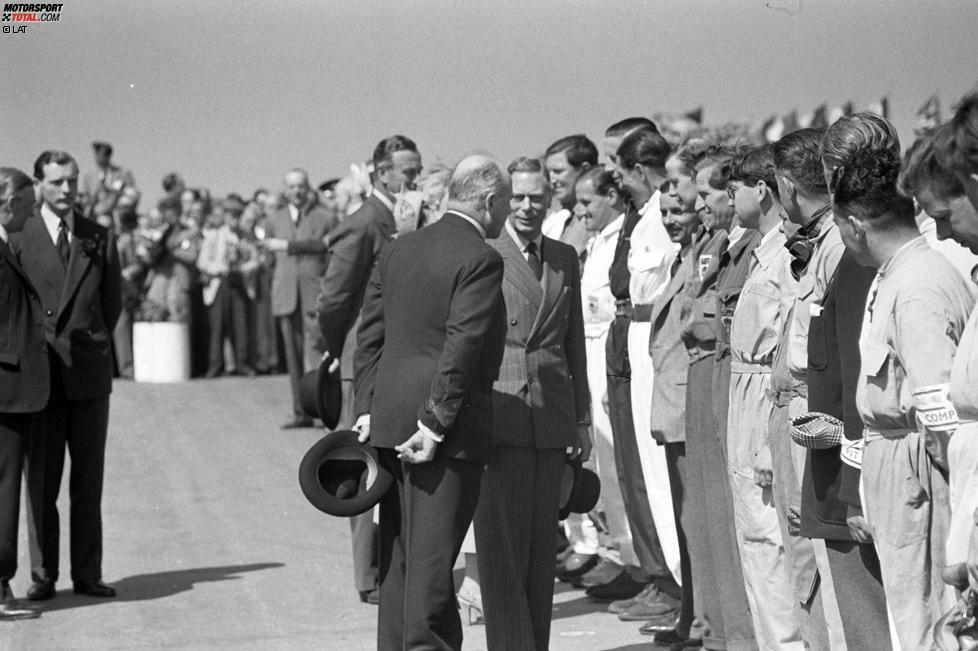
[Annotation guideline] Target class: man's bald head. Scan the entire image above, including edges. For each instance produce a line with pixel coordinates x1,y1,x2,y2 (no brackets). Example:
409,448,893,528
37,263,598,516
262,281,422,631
446,155,512,238
284,168,310,208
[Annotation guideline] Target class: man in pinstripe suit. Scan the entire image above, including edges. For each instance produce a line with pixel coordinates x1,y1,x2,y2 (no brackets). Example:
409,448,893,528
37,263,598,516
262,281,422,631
473,156,592,651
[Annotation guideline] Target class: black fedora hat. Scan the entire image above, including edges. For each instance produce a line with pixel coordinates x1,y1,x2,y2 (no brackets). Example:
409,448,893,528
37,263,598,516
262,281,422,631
558,457,601,520
298,430,393,517
298,355,342,430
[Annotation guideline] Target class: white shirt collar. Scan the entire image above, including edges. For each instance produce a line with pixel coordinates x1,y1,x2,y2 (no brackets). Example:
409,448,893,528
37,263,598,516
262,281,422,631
0,222,7,244
601,213,624,240
726,225,746,251
505,218,543,254
41,203,72,244
638,190,660,217
443,209,486,240
287,203,300,222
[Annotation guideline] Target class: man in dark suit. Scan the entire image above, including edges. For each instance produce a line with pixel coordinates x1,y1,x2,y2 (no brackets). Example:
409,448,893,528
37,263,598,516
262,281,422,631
13,151,122,600
317,135,421,603
354,155,510,651
263,168,337,428
474,156,591,651
0,167,46,619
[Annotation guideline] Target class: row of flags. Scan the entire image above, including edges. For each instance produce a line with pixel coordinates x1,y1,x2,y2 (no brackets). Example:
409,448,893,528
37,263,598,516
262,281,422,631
661,94,944,145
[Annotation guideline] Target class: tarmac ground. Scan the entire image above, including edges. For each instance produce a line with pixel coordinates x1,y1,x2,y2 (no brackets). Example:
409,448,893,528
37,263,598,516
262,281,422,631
2,376,657,650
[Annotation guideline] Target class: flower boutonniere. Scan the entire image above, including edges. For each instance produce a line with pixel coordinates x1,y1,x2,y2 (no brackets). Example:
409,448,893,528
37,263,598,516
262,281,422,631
79,236,100,258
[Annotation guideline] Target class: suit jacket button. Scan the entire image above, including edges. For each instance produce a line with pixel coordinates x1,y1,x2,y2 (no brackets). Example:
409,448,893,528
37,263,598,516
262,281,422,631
45,309,53,316
509,317,517,325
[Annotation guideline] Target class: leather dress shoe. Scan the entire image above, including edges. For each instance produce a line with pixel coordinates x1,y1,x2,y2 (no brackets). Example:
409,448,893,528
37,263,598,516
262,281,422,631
0,583,40,620
639,611,681,635
617,583,679,621
26,581,55,601
584,568,647,601
73,580,116,597
0,599,40,620
359,589,379,605
281,416,315,430
607,593,640,614
609,582,657,614
556,553,598,583
652,629,699,647
578,558,625,589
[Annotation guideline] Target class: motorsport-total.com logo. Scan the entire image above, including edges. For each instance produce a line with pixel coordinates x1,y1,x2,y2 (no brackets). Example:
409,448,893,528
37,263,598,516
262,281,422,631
2,3,63,34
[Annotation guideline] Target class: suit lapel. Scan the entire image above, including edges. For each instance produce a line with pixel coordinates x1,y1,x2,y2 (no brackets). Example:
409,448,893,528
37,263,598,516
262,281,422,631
369,195,396,241
58,213,95,316
650,252,685,329
529,238,565,341
24,213,67,300
496,230,544,307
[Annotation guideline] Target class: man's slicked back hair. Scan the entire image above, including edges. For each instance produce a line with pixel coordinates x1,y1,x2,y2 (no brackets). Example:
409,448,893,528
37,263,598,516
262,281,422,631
617,130,671,170
605,117,658,139
545,134,598,169
33,150,77,180
372,135,419,172
772,128,829,195
727,144,780,198
820,113,900,173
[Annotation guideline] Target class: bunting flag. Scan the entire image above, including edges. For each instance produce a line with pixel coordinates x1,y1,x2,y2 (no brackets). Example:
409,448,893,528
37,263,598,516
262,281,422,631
684,106,704,124
866,96,889,119
759,114,779,142
810,104,829,129
827,104,847,125
914,94,941,136
763,114,785,143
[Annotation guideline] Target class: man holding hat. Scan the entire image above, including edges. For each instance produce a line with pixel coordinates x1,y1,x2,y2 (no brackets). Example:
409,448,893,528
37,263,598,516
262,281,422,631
354,154,510,651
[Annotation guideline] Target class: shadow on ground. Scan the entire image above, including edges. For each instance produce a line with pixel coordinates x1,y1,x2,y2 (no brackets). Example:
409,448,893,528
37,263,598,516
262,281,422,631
39,562,284,612
551,580,617,621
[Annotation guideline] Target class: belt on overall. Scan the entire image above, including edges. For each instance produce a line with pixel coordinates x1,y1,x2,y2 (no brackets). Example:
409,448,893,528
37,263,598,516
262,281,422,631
631,303,654,322
864,427,914,443
614,298,633,319
730,361,772,374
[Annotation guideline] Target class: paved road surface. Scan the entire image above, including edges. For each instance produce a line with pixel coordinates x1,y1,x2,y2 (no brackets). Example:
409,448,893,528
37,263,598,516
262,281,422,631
2,376,655,650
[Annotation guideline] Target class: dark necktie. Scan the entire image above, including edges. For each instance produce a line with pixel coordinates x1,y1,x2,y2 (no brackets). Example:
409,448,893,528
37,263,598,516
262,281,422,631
56,219,70,267
526,241,543,282
670,253,682,279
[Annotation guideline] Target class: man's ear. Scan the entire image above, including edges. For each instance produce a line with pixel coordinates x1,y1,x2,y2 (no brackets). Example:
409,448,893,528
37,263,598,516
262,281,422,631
847,214,866,240
755,180,769,202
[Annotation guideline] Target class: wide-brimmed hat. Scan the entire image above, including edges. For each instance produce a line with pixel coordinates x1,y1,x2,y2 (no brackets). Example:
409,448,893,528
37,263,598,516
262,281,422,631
558,457,601,520
298,355,342,430
298,430,393,517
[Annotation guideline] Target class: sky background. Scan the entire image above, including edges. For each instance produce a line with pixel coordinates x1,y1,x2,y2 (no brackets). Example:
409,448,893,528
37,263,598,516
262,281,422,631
3,0,978,207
